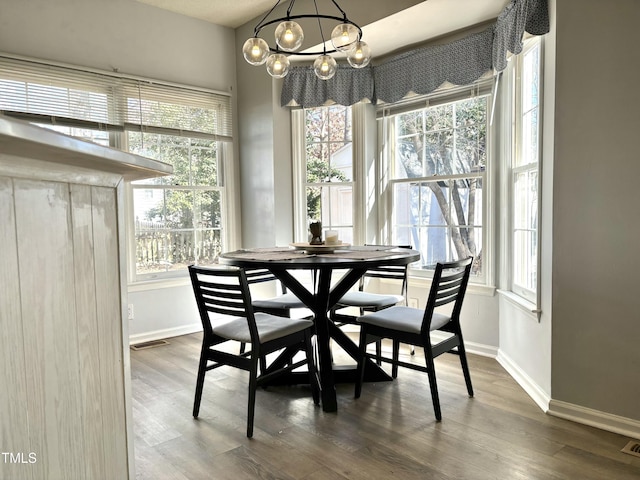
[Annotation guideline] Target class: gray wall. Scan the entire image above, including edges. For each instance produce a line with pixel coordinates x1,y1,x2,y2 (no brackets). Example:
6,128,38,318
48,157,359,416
551,0,640,420
0,0,235,91
497,0,556,404
234,17,288,248
499,0,640,425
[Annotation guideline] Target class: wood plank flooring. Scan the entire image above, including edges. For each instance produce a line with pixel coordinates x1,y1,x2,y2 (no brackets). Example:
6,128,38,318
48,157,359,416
131,333,640,479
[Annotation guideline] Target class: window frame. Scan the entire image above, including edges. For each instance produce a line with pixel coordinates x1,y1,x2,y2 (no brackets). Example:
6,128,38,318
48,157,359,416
126,132,227,282
292,104,362,245
509,37,543,304
377,84,494,285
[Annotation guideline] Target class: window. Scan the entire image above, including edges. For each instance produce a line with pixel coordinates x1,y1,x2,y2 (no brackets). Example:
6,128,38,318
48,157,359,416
0,55,233,282
128,132,223,278
511,39,542,301
382,94,489,281
297,105,354,244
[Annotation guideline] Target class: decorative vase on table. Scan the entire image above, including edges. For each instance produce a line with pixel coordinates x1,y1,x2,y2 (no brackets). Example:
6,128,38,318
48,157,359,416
309,221,323,245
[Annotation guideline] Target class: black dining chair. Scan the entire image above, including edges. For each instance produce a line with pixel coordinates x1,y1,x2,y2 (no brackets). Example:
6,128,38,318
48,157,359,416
354,257,474,421
330,245,412,368
189,265,320,437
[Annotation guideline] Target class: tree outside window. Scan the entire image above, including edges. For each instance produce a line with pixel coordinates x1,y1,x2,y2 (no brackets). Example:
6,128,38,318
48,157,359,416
392,96,488,276
304,105,353,244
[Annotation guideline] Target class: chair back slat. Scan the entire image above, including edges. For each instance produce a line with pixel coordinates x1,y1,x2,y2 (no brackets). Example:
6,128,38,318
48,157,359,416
244,268,288,295
189,265,260,343
204,304,246,317
199,281,246,314
244,268,277,284
360,245,412,297
433,275,465,307
422,257,473,333
364,267,407,281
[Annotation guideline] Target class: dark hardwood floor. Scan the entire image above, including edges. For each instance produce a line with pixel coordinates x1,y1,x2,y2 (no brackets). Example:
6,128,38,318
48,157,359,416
131,333,640,479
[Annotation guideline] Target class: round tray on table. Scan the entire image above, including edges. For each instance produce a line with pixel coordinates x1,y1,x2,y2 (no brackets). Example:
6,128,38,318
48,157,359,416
290,242,351,254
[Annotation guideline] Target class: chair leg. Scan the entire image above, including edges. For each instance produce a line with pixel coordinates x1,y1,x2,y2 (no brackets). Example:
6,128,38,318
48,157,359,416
241,343,267,374
354,327,369,398
259,354,267,374
456,335,474,397
391,339,400,379
423,343,442,421
247,354,260,438
375,340,382,365
193,346,208,418
304,331,321,405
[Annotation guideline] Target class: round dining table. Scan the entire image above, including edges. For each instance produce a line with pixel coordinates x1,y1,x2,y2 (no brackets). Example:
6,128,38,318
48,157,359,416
219,245,420,412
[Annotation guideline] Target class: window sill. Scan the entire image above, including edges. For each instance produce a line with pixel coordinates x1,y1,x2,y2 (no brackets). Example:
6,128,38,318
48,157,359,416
128,275,191,292
404,275,496,297
497,289,541,320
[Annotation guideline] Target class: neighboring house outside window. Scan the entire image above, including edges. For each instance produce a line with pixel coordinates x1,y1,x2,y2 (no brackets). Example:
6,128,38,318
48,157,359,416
294,105,355,244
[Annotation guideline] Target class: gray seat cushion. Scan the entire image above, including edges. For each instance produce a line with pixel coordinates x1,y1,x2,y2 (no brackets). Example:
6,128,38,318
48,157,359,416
337,291,404,308
212,313,313,344
253,292,305,310
357,306,450,334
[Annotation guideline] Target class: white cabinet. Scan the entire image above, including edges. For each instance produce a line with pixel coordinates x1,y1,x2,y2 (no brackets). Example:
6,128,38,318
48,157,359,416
0,117,171,479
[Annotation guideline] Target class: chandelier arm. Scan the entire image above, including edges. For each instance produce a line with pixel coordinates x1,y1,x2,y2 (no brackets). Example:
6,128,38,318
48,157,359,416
286,0,296,18
329,0,348,19
312,0,327,54
254,0,286,35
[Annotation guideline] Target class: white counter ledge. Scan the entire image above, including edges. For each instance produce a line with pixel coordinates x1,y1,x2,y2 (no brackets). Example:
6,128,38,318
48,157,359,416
0,115,171,480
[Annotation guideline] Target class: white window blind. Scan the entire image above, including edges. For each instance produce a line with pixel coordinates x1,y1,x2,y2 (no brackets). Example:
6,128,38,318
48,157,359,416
0,55,232,141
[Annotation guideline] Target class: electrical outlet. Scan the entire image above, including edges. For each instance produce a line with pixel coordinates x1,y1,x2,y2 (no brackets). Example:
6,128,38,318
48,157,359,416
127,304,134,320
409,298,419,309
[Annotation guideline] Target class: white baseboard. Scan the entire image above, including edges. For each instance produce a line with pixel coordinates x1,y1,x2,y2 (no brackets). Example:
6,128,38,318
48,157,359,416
129,323,202,346
548,400,640,440
496,350,551,413
497,351,640,439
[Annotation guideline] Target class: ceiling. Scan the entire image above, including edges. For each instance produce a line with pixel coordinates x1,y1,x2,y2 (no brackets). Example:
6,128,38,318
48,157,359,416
135,0,278,28
135,0,509,58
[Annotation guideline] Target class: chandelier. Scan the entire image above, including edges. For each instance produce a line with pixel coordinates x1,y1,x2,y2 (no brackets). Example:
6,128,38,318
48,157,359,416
242,0,372,80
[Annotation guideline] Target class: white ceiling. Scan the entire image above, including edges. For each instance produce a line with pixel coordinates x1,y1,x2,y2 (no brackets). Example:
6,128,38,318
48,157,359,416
135,0,509,58
135,0,279,28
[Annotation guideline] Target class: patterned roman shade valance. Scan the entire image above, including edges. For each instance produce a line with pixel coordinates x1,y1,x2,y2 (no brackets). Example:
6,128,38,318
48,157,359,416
281,0,549,107
281,64,375,107
374,28,494,105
